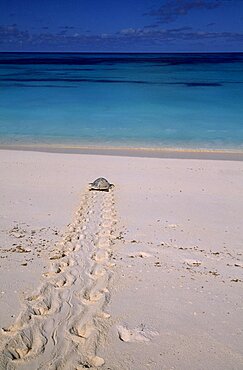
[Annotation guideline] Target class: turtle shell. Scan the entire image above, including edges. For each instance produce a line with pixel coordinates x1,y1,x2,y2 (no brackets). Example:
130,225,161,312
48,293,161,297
90,177,112,191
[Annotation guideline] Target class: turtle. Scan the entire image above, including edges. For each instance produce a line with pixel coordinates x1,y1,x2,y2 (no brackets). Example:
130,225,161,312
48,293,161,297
89,177,114,192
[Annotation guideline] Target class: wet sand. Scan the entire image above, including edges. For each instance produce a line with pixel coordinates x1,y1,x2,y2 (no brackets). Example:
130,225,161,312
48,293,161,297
0,149,243,369
1,144,243,161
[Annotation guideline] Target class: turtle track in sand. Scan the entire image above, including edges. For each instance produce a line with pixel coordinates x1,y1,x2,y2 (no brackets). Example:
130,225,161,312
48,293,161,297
0,188,116,369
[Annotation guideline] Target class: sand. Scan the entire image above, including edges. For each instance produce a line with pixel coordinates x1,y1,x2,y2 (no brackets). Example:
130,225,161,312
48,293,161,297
0,149,243,369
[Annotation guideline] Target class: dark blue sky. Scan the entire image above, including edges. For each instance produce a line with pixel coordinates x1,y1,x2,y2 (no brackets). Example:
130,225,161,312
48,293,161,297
0,0,243,52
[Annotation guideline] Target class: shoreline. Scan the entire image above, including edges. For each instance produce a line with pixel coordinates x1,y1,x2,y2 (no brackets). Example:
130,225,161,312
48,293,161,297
1,143,243,161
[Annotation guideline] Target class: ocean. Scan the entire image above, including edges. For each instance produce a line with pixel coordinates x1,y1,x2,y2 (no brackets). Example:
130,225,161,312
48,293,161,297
0,52,243,151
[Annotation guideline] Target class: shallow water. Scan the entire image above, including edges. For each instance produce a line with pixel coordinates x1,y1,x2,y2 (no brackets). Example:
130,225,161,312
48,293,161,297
0,52,243,150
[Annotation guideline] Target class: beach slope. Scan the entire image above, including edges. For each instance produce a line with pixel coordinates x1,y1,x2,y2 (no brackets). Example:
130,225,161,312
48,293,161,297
0,149,243,369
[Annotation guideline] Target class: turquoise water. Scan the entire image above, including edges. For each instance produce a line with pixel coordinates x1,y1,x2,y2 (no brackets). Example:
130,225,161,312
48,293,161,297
0,53,243,150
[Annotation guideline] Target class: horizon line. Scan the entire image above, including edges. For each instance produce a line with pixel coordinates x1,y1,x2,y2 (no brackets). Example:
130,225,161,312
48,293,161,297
1,51,243,54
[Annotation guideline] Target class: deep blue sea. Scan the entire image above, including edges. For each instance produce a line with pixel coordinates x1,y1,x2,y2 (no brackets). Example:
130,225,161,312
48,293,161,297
0,52,243,150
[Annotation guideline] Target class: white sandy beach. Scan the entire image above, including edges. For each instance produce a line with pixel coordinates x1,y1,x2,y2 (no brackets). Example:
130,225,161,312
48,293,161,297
0,149,243,370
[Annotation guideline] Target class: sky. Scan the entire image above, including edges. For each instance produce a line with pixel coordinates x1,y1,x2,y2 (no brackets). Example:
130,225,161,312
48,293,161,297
0,0,243,52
